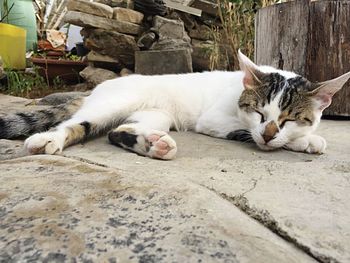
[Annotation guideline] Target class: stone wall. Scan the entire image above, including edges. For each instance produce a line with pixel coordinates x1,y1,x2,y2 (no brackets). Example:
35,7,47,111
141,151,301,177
64,0,229,85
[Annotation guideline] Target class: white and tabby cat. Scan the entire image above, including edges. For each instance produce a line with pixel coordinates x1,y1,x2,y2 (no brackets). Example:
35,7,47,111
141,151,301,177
0,51,349,159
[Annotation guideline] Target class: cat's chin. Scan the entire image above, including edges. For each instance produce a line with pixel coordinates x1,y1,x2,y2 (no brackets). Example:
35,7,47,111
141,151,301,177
256,143,278,151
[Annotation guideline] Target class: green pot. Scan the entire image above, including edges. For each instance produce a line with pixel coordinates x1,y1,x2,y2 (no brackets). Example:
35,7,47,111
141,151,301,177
0,0,37,51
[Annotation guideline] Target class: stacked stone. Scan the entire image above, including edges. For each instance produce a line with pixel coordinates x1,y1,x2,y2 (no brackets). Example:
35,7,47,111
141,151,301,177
65,0,196,84
135,15,192,75
174,8,233,72
65,0,144,85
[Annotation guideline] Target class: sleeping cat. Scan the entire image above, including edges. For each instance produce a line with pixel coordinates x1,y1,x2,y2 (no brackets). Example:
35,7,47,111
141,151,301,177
0,51,349,159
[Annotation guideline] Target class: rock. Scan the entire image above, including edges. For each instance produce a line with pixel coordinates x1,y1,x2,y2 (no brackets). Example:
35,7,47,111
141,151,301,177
153,15,186,40
38,91,91,106
120,68,133,76
0,140,25,161
135,49,192,75
87,51,121,72
0,155,315,263
113,7,144,24
137,31,157,49
0,94,46,115
191,40,233,71
95,0,134,8
134,0,167,16
151,38,192,51
168,11,196,31
64,11,144,35
190,0,218,16
63,120,350,263
189,23,212,41
79,66,118,86
87,51,120,64
67,0,113,18
82,28,139,66
150,16,191,50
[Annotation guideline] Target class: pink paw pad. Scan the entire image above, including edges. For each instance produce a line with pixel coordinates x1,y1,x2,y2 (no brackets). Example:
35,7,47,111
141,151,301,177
146,134,176,159
147,134,161,143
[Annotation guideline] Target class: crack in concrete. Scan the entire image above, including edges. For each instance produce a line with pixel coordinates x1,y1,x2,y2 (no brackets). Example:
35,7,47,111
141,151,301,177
219,193,338,263
5,150,339,263
61,154,111,168
240,173,263,196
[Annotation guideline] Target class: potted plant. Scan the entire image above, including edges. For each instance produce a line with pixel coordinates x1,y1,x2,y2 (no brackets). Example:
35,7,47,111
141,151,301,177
30,25,87,85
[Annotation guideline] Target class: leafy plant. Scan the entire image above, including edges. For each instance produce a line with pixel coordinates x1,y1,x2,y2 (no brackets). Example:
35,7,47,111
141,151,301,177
209,0,282,70
0,0,14,23
4,67,48,97
66,54,81,62
52,75,64,87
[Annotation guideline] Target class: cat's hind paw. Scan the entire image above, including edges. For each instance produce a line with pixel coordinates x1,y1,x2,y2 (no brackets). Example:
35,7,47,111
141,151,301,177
108,126,177,160
146,133,177,160
24,132,64,155
284,134,327,154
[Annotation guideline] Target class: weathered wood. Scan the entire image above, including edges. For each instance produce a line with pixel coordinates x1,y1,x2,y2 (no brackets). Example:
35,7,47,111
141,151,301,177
190,0,218,16
164,0,202,16
255,0,350,117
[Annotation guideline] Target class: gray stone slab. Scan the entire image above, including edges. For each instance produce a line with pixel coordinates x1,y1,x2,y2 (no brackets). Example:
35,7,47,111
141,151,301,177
80,66,118,86
64,11,143,35
67,0,114,19
113,7,144,24
0,155,315,263
135,49,193,75
81,28,139,66
62,121,350,263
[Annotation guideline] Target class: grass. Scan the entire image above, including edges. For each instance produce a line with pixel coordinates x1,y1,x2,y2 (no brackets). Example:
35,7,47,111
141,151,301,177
209,0,282,70
1,68,85,99
3,67,48,97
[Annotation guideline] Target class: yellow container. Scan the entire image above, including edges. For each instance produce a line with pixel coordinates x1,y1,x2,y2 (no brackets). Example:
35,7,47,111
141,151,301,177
0,23,26,69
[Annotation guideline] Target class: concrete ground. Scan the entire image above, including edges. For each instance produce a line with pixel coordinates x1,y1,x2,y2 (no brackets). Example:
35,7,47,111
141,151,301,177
0,94,349,263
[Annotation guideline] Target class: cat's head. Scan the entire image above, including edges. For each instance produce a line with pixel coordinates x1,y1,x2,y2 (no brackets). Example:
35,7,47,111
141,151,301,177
237,50,350,151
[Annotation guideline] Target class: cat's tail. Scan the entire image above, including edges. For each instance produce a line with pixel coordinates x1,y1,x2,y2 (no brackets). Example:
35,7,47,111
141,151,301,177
0,98,83,139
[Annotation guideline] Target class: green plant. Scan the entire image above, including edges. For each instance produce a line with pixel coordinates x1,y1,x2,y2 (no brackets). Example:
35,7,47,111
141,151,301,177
66,54,81,61
0,0,14,23
210,0,281,70
52,75,64,88
4,67,47,97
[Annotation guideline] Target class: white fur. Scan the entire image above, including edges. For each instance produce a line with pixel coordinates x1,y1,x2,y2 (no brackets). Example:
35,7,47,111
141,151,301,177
24,62,335,158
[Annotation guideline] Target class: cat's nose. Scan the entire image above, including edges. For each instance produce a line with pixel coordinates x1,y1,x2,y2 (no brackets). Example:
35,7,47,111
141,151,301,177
262,134,274,143
262,121,278,143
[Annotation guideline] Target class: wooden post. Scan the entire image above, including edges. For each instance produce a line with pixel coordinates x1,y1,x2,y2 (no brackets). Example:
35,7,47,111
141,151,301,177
255,0,350,117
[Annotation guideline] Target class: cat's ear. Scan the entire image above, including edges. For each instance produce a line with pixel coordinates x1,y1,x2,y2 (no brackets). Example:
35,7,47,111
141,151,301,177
238,50,266,89
309,71,350,110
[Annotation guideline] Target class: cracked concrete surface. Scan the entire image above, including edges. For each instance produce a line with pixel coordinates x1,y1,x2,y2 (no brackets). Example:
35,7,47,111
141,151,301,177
0,94,349,262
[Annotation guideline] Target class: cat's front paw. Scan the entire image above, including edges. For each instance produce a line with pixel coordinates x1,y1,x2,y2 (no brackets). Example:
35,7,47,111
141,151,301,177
24,132,64,155
108,126,177,160
305,134,327,154
284,134,326,154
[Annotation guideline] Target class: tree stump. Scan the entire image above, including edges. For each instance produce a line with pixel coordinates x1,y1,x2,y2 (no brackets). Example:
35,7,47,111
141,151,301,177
255,0,350,117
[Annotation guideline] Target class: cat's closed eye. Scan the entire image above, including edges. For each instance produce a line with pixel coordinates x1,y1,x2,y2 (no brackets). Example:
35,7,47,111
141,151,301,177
279,119,294,128
255,111,265,123
297,117,313,126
